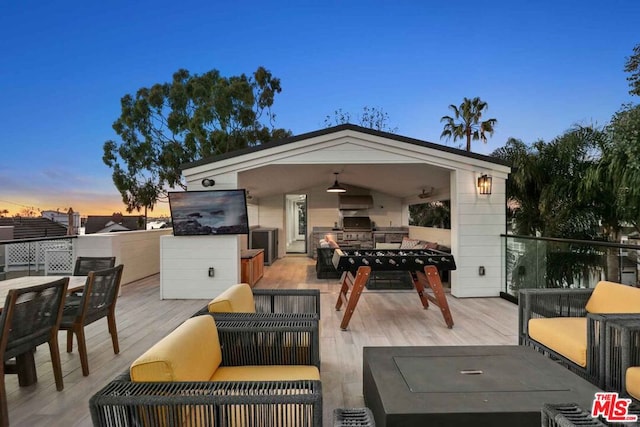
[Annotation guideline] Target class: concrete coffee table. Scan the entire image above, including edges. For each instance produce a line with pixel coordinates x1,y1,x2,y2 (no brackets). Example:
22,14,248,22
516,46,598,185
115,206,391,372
363,346,601,427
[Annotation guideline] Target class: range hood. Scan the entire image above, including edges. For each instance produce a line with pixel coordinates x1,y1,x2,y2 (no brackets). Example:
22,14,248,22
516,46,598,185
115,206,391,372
338,195,374,210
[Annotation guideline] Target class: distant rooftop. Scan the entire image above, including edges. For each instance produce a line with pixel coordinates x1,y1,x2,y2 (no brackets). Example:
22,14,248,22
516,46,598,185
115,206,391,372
84,214,145,234
0,217,68,239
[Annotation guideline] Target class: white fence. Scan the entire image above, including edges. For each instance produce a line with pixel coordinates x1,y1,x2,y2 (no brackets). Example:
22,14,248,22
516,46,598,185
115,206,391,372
3,239,74,274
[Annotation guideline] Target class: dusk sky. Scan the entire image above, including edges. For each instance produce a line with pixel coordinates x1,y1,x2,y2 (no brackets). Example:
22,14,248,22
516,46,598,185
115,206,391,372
1,0,638,217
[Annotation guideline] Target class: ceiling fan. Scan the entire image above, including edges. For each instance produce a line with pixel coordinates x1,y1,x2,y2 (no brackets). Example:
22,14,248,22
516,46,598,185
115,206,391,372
418,187,434,199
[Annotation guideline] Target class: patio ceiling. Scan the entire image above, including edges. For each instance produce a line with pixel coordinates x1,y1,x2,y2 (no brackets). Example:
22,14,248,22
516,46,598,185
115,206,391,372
237,163,451,200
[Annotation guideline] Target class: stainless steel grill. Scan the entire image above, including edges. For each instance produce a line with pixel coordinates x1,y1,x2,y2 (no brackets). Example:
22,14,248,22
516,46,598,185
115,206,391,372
341,216,372,231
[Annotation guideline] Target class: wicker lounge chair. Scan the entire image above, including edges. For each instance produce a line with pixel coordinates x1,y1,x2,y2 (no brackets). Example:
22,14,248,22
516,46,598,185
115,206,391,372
604,318,640,398
89,317,323,427
519,281,640,387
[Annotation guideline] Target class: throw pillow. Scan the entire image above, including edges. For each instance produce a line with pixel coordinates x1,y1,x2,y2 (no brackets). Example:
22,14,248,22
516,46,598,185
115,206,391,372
400,237,422,250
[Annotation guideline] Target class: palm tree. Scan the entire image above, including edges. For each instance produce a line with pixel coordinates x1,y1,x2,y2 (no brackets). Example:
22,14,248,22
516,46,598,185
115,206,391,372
440,97,497,151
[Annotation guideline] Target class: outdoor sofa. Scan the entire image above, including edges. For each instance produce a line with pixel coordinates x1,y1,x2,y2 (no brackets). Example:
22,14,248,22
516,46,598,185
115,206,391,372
90,315,322,427
519,280,640,388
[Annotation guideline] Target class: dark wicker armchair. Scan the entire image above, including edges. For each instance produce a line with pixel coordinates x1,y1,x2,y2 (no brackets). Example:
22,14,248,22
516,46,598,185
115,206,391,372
519,283,640,388
72,256,116,276
89,319,323,427
604,318,640,398
61,264,124,376
0,278,68,427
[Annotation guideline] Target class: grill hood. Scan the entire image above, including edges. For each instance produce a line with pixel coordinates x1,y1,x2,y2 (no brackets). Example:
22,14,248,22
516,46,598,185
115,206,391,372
338,195,374,210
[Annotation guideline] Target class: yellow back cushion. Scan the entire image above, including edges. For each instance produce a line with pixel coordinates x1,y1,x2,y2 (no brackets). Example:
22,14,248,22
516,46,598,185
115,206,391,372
130,315,222,382
585,281,640,314
626,366,640,400
208,283,256,313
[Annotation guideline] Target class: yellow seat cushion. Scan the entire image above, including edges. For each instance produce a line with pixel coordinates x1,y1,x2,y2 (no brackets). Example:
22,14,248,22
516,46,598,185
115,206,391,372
627,367,640,400
528,317,587,367
586,281,640,314
130,315,222,382
211,365,320,382
208,283,256,313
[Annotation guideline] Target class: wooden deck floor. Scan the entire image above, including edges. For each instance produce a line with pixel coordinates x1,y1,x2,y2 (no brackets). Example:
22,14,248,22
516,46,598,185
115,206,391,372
5,256,518,426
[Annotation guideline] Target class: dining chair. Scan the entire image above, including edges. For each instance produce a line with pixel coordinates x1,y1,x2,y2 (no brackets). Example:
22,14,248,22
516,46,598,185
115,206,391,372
0,278,69,427
72,257,116,276
60,264,123,376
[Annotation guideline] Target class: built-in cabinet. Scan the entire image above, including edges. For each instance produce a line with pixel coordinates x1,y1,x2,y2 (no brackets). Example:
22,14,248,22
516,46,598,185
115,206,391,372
241,249,264,287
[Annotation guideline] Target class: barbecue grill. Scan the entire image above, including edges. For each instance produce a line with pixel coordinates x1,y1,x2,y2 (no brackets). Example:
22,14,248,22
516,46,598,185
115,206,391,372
340,216,374,249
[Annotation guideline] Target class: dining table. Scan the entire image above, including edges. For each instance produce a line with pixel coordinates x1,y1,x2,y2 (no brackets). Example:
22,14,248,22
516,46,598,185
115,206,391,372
0,275,87,387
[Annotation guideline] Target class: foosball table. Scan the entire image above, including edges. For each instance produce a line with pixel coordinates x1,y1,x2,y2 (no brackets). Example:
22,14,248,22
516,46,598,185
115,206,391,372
332,248,457,330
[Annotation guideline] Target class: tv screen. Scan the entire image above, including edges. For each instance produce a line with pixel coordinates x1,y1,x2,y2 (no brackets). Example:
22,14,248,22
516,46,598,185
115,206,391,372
168,190,249,236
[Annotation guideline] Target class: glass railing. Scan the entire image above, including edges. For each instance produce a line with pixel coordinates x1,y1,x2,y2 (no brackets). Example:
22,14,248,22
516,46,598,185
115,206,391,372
503,234,640,299
0,236,77,280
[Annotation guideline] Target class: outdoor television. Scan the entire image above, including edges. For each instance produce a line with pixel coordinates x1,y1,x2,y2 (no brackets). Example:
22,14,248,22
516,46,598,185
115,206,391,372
168,190,249,236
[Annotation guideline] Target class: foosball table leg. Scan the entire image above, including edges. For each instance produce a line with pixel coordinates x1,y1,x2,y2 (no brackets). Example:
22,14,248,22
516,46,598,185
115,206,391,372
335,266,371,330
416,266,454,329
412,271,430,309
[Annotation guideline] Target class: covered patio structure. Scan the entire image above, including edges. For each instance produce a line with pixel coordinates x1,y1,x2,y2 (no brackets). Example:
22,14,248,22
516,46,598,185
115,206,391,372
162,124,511,299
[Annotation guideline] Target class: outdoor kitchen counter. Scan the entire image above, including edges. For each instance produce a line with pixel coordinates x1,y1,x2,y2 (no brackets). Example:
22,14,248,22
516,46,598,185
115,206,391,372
311,226,409,232
309,227,409,257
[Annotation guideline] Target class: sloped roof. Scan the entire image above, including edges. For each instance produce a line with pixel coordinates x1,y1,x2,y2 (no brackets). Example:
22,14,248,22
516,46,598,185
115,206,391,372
0,217,68,239
181,123,510,170
85,215,145,234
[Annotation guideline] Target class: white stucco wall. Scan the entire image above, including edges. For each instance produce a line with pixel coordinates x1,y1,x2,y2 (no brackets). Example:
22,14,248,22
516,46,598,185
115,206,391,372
160,234,240,299
75,228,171,285
449,169,506,297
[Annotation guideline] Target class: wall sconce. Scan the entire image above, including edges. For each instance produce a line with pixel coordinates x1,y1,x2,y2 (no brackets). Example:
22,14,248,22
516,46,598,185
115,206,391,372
477,174,492,195
201,178,215,187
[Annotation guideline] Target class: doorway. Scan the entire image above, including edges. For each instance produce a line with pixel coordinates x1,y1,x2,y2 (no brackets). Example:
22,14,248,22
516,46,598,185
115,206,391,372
285,194,307,254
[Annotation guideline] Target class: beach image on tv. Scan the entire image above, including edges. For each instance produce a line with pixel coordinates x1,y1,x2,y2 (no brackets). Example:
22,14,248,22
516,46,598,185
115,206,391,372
168,190,249,235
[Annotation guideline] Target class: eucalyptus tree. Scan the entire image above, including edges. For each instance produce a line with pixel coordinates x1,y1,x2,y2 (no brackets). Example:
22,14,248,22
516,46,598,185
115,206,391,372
624,43,640,96
440,97,497,151
103,66,291,214
324,106,398,132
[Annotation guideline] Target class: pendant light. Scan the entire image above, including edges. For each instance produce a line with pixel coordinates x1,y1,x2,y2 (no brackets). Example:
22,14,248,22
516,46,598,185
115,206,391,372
326,172,346,193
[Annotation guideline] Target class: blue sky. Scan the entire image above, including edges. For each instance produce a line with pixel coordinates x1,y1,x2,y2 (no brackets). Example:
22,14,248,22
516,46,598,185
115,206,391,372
0,0,638,216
